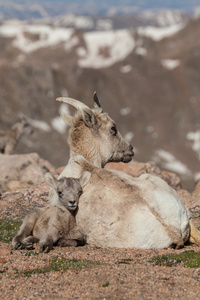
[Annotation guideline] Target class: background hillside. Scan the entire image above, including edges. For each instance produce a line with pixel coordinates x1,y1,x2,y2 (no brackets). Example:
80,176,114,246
0,1,200,189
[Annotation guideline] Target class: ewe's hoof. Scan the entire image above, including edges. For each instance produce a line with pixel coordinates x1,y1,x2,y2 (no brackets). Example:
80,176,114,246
39,245,50,253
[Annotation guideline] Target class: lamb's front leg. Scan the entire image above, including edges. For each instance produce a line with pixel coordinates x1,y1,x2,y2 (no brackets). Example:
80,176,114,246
12,210,39,250
21,236,39,250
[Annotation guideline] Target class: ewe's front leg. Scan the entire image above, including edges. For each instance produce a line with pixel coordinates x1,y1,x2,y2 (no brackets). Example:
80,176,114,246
57,238,86,247
57,238,79,247
39,236,54,253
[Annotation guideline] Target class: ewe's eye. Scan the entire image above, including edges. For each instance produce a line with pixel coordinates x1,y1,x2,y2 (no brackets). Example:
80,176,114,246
58,191,63,197
110,126,117,136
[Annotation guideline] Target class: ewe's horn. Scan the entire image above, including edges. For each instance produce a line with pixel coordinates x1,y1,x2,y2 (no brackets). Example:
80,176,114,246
93,91,103,113
56,97,90,111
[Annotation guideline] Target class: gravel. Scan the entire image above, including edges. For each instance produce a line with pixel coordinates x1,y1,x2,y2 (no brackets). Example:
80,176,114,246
1,183,200,299
1,243,200,299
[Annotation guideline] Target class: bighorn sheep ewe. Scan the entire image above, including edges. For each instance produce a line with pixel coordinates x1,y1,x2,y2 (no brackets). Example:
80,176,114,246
12,173,89,253
0,114,33,154
50,93,200,249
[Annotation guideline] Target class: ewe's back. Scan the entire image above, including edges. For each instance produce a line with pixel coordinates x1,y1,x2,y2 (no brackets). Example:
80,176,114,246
76,168,190,249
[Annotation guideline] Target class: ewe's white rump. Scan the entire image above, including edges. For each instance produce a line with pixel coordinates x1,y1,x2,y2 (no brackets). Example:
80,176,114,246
72,156,190,249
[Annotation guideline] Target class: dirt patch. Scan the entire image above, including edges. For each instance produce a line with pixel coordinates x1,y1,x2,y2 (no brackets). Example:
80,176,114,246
1,181,200,299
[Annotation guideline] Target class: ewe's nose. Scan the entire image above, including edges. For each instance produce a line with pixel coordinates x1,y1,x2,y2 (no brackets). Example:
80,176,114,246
129,144,133,151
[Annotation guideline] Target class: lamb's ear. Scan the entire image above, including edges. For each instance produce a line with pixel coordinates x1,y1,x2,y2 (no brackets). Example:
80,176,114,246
82,108,98,129
79,171,91,188
44,172,58,189
61,113,73,126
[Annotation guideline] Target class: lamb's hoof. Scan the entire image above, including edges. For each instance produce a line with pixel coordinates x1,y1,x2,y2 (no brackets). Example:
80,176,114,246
13,242,24,250
25,244,34,250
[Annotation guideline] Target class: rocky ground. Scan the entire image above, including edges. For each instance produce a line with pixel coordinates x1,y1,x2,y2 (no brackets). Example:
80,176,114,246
0,153,200,299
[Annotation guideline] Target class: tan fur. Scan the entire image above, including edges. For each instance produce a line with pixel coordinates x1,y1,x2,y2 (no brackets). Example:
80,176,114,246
12,174,85,253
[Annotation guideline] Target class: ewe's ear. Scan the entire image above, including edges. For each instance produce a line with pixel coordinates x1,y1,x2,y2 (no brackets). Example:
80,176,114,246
79,171,91,188
61,113,73,126
82,108,98,129
44,172,58,189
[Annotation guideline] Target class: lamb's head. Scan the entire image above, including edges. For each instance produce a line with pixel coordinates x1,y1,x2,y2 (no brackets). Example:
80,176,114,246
45,173,83,211
57,92,134,167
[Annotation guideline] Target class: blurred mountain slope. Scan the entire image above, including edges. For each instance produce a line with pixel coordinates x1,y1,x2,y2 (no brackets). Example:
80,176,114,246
0,16,199,189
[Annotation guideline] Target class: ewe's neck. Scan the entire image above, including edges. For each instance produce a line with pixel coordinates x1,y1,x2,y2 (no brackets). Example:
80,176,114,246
58,150,103,179
71,149,103,168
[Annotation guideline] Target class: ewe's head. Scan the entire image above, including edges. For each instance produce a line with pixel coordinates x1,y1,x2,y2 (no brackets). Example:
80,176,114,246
45,173,83,211
57,92,134,167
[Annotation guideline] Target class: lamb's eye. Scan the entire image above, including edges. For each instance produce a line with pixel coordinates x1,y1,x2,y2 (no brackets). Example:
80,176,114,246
110,126,117,136
78,190,83,197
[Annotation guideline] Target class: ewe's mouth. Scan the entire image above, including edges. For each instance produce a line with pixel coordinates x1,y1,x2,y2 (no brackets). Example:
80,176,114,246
123,151,134,163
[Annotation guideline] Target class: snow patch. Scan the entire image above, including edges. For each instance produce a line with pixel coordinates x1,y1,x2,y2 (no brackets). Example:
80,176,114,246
28,119,51,132
51,117,66,134
153,149,191,175
137,24,184,41
51,103,70,134
161,59,180,70
120,107,131,116
0,23,75,53
124,132,134,141
186,130,200,160
120,65,132,73
140,9,186,27
78,30,135,69
135,47,147,56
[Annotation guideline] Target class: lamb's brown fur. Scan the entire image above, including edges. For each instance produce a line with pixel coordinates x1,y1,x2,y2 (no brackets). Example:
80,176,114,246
12,173,86,253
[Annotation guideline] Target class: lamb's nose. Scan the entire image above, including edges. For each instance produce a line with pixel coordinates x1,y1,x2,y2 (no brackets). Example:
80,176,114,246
69,200,76,206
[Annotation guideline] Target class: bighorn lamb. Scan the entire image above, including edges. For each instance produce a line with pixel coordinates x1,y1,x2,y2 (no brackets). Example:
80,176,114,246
12,173,88,253
0,114,33,154
50,93,200,249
